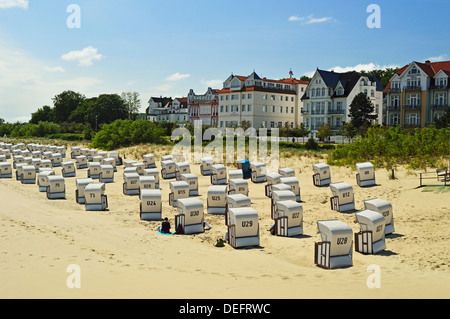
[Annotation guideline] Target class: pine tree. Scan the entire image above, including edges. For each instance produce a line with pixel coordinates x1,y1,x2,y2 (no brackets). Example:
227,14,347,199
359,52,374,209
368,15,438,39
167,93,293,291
348,93,377,136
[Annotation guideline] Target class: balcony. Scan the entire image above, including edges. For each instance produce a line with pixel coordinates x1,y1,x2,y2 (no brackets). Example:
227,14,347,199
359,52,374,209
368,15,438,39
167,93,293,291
327,109,345,115
388,105,401,111
309,110,326,115
403,104,421,111
430,85,448,91
388,87,401,93
404,86,422,92
431,104,449,110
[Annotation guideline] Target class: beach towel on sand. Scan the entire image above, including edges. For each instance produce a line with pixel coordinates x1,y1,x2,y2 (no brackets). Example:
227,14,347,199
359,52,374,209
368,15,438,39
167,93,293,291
157,231,175,236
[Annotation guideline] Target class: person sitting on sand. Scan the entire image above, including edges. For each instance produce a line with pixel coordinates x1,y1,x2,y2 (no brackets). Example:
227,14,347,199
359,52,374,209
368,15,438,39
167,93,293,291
204,221,212,230
159,217,171,234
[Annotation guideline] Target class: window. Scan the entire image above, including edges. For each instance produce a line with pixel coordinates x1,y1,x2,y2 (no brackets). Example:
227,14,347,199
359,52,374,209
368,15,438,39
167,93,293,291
242,94,246,100
286,107,288,113
261,121,267,128
270,121,275,128
291,97,294,102
278,122,282,128
220,96,224,101
220,106,224,112
407,94,420,106
231,94,239,100
247,105,252,112
225,106,229,112
291,107,294,114
263,105,267,112
390,113,399,126
436,78,448,86
242,105,246,112
231,78,240,88
364,89,368,96
371,90,375,97
279,96,283,101
248,94,252,99
279,106,283,113
322,88,325,96
285,96,288,101
435,93,447,105
406,113,420,126
271,106,275,112
271,95,275,101
226,95,229,100
263,94,267,100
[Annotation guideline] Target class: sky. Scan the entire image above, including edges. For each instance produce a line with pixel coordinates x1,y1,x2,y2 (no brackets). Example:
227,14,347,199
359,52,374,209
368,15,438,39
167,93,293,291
0,0,449,122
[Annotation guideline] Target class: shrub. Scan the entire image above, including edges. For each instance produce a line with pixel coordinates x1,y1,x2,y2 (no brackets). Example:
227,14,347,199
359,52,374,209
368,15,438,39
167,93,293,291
91,119,168,150
328,126,450,169
305,137,319,151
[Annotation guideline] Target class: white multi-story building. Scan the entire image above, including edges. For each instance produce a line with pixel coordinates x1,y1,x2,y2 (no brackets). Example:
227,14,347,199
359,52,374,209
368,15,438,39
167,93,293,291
384,60,450,127
301,69,384,136
146,97,189,124
217,71,308,130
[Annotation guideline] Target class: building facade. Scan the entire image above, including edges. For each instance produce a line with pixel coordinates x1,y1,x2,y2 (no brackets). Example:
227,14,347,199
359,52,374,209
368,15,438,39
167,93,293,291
384,60,450,128
301,69,384,137
187,88,219,127
146,97,189,124
217,71,308,130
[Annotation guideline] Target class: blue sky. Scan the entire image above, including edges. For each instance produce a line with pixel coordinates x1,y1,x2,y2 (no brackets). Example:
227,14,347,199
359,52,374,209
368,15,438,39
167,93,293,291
0,0,449,122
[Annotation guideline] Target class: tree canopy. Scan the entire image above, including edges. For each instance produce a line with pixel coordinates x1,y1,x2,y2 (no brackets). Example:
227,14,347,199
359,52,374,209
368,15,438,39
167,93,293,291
348,93,378,136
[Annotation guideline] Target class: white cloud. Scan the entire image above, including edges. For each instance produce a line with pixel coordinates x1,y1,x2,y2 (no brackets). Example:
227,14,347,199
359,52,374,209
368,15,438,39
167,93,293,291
305,16,332,24
425,54,448,62
61,46,103,66
44,66,65,73
165,72,190,82
303,62,401,79
0,0,28,9
288,16,304,22
289,14,333,25
327,63,401,73
200,79,223,88
0,40,104,122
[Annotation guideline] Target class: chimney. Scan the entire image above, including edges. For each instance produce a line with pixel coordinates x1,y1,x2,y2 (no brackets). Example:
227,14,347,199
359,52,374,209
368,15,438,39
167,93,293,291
425,60,431,63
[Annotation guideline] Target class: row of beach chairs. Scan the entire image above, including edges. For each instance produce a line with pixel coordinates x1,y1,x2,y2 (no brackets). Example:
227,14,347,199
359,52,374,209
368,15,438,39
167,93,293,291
0,142,395,268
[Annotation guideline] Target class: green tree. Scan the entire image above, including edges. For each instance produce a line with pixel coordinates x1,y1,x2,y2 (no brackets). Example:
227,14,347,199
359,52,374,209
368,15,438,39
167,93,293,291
121,92,142,119
52,90,85,123
317,123,333,143
30,105,54,124
338,122,358,140
434,108,450,129
348,93,377,136
300,75,312,82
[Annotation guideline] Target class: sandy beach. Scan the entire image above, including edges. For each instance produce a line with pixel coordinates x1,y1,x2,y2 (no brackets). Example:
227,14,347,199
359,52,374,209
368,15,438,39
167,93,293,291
0,144,449,300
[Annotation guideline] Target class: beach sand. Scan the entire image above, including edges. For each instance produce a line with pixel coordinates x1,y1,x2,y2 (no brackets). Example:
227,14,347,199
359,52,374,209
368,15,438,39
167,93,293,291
0,146,449,299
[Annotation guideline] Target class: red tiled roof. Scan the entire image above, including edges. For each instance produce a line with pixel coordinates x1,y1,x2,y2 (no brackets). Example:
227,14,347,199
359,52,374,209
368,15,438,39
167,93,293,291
397,61,450,77
217,86,297,95
231,74,308,85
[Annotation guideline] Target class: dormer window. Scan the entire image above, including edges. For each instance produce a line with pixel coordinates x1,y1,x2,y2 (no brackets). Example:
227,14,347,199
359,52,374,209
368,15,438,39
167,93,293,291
409,67,419,75
337,88,344,96
231,78,241,88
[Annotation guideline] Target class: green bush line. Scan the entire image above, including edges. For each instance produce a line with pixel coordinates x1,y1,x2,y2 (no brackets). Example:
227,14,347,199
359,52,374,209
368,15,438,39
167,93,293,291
328,126,450,170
